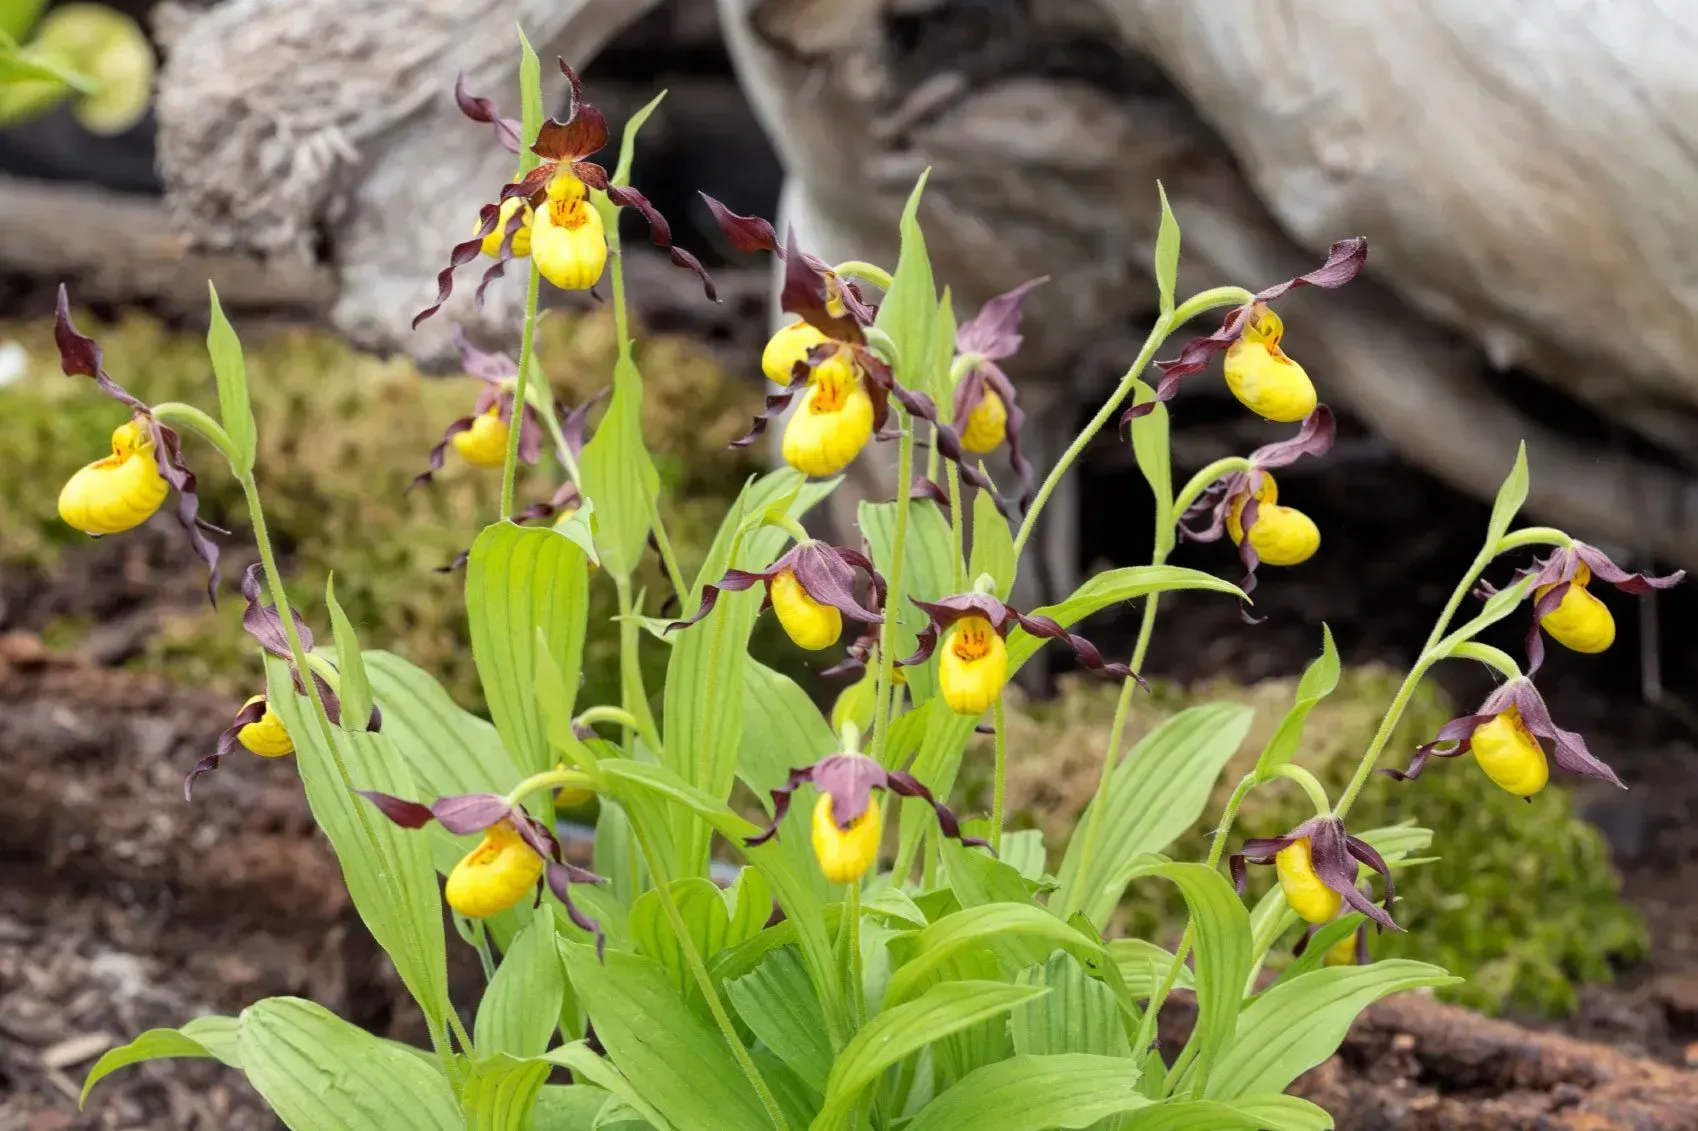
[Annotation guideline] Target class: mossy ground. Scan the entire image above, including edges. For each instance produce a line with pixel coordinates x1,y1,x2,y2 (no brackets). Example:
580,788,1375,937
990,668,1645,1016
0,308,775,709
0,312,1643,1017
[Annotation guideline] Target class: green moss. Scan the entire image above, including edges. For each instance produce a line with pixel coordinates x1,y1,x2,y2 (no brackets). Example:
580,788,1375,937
996,667,1645,1016
0,309,764,709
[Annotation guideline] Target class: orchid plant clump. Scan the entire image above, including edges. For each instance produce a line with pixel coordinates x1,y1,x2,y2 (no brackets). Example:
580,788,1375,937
70,39,1680,1131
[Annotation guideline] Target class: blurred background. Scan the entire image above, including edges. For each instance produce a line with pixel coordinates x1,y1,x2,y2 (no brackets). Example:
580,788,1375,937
4,1,1698,1126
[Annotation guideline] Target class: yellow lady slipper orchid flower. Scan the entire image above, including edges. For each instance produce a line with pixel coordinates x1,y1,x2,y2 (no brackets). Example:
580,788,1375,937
236,695,294,758
478,197,533,259
1534,563,1614,654
959,388,1008,454
1224,339,1318,424
771,568,844,651
782,361,875,477
1226,473,1320,567
937,615,1009,716
444,820,546,920
58,419,169,535
748,752,987,878
451,405,511,468
762,318,831,385
1324,930,1364,967
1394,676,1623,791
531,176,608,291
1469,706,1549,798
812,793,882,884
1275,837,1344,924
1233,814,1400,933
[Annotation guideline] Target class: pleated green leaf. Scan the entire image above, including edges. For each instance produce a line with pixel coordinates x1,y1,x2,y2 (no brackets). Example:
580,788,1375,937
906,1053,1149,1131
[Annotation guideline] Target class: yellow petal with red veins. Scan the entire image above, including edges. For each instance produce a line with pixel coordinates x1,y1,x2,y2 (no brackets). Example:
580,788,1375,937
770,569,843,650
811,793,881,884
532,191,608,291
1275,837,1343,924
937,615,1009,716
58,419,169,535
782,375,875,478
444,822,545,919
1224,339,1317,423
959,389,1008,454
1470,708,1549,798
452,407,510,468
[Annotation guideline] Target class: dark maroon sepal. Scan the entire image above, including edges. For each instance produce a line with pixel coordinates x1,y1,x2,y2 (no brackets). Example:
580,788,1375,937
956,277,1047,359
414,208,500,328
454,73,522,153
358,790,439,828
184,696,269,801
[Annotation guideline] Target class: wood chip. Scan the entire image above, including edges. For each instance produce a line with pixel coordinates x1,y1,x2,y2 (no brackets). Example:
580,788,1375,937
40,1031,115,1071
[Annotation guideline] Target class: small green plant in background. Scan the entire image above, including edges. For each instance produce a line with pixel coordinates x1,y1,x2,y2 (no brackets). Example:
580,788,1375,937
57,33,1677,1131
0,0,154,134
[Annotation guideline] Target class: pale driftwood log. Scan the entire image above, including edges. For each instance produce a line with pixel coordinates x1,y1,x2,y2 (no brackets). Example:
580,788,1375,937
153,0,661,363
151,0,1698,572
720,0,1698,572
0,174,332,313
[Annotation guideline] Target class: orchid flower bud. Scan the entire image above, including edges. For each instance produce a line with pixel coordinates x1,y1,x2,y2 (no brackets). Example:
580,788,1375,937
451,405,511,468
58,419,169,535
782,362,875,477
236,695,293,758
771,568,844,650
958,388,1008,454
1275,837,1345,924
478,197,533,259
1534,563,1614,654
762,319,831,385
444,820,546,919
1470,706,1549,798
531,175,608,291
811,793,882,884
937,615,1009,716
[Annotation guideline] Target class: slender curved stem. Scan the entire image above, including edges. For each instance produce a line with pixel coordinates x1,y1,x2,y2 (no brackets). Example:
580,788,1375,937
1012,285,1254,560
1172,457,1253,518
1449,641,1522,681
535,396,581,485
1267,763,1332,815
149,402,242,470
500,261,543,520
632,824,789,1130
1493,526,1571,556
503,768,599,808
946,458,966,592
575,705,645,732
832,260,893,292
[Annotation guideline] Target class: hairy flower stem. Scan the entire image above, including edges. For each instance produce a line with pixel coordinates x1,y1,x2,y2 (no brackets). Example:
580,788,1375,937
632,824,789,1130
946,458,966,591
240,472,460,1079
991,696,1008,852
613,573,663,758
500,260,543,521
